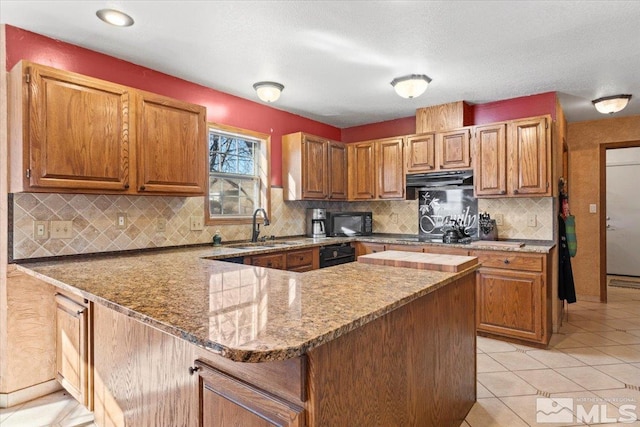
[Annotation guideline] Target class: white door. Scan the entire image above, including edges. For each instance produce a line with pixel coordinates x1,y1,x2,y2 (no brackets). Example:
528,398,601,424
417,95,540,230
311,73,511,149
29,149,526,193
606,147,640,277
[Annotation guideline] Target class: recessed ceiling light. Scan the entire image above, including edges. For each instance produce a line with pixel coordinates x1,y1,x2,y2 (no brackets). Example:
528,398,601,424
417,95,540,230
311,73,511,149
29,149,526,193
96,9,134,27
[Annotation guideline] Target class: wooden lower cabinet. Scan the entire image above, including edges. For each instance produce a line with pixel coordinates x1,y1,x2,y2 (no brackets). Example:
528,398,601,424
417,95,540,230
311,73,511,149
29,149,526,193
245,248,319,272
195,361,304,427
473,250,551,346
55,293,92,409
354,242,386,256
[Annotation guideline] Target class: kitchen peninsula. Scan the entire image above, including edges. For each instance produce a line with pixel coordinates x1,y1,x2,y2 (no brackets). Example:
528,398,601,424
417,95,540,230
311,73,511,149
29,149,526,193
16,244,478,427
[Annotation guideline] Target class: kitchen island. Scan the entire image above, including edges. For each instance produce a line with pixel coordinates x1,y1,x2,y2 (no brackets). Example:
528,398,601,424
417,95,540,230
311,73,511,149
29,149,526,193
17,245,478,426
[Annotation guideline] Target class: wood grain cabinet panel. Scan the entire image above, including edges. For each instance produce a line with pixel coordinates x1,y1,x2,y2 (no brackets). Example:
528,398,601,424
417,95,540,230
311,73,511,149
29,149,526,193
376,137,405,199
438,128,472,170
286,248,319,272
196,361,304,427
8,61,207,196
348,141,376,200
55,293,92,409
282,132,346,200
9,61,130,192
136,91,207,195
474,123,507,196
406,133,436,173
245,253,286,270
472,250,550,346
473,115,551,198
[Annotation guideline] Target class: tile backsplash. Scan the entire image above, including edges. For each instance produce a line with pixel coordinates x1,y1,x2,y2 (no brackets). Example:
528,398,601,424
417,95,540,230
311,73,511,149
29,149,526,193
11,189,554,260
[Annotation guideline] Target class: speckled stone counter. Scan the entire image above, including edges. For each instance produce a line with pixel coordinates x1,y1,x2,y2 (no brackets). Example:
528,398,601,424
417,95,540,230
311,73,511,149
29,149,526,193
17,245,478,363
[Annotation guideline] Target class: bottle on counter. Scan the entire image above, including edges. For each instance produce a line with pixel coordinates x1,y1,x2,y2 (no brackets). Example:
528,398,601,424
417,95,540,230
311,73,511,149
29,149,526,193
213,230,222,246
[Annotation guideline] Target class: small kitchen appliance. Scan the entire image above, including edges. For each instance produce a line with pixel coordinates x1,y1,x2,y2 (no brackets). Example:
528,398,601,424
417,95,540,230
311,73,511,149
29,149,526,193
306,208,326,238
326,211,373,237
478,212,498,240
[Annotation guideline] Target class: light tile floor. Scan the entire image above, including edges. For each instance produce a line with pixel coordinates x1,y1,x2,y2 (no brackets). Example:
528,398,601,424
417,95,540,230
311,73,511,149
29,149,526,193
1,282,639,427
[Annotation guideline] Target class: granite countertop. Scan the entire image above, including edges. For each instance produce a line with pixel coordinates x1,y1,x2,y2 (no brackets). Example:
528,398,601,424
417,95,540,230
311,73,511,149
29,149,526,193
17,245,477,363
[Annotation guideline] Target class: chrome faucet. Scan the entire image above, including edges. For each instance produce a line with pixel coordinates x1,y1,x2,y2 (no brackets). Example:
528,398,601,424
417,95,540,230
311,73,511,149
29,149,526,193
251,208,270,242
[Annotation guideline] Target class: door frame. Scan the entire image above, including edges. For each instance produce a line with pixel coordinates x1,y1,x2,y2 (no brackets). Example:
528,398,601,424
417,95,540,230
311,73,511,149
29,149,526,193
599,140,640,302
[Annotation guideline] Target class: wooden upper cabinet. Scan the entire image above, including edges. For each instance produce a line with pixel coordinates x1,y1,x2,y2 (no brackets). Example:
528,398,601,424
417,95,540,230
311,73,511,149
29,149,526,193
282,132,346,200
136,91,207,195
328,141,348,199
348,141,376,200
473,115,550,198
406,133,436,173
9,61,130,192
377,137,405,199
510,116,550,196
8,61,207,196
474,123,507,196
438,128,471,170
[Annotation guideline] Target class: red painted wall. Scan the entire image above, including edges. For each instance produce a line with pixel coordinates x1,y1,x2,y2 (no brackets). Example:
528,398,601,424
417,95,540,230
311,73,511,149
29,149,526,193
341,117,416,143
4,25,341,187
470,92,557,124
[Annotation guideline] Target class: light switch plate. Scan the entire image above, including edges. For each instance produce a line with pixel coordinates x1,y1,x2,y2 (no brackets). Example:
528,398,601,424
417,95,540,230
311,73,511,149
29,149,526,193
33,220,49,239
589,204,597,213
494,214,504,226
527,214,537,227
50,220,73,239
190,216,204,231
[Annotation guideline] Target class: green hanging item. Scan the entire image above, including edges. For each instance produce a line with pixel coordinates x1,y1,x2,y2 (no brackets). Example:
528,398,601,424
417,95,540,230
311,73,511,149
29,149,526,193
564,214,577,257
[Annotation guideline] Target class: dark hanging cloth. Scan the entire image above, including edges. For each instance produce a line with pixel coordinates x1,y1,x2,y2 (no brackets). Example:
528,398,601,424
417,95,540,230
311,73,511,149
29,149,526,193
558,214,577,304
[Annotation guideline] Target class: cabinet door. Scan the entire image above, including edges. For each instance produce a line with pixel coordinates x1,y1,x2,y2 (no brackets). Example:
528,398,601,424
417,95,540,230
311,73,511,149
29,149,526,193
406,133,436,173
474,123,507,196
26,64,130,191
197,362,304,427
301,136,328,199
476,268,543,342
509,117,550,196
348,142,376,200
438,128,471,170
328,142,347,200
246,253,286,270
377,137,405,199
136,91,207,195
286,248,319,272
55,294,90,408
355,242,386,256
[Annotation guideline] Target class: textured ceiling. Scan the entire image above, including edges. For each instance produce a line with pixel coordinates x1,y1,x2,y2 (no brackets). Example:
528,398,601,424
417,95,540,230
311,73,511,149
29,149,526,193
2,0,640,128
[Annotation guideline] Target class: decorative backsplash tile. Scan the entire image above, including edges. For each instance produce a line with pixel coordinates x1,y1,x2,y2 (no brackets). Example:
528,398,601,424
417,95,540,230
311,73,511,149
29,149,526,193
11,189,554,260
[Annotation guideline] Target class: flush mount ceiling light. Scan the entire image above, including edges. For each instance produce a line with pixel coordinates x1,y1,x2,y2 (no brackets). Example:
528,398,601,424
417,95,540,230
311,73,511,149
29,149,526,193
253,81,284,103
96,9,135,27
592,94,632,114
390,74,432,99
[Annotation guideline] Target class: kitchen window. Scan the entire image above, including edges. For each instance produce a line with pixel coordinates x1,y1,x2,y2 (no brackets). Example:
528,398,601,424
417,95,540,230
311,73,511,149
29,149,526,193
206,123,270,225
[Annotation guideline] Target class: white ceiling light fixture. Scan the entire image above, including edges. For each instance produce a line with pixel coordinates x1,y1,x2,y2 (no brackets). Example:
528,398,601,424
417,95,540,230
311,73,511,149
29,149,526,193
592,94,632,114
96,9,135,27
390,74,432,99
253,81,284,103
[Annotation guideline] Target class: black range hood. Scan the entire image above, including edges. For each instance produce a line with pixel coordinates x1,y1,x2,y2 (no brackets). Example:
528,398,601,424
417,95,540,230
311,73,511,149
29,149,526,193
406,170,473,188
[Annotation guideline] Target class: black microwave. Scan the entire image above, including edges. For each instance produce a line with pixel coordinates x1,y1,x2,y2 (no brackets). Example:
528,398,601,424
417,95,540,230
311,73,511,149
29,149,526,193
326,212,373,237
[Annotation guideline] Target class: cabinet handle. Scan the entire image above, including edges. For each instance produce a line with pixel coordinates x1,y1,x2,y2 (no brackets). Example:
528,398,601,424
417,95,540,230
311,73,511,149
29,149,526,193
267,262,272,267
124,184,129,189
76,308,85,316
139,185,146,191
188,366,200,375
503,259,510,264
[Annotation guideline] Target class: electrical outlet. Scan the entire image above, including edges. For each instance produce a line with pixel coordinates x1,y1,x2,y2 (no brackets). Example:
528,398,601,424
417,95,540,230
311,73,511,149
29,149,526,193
33,220,49,239
50,220,73,239
527,214,537,227
390,213,398,224
157,218,167,232
190,215,204,231
116,213,127,229
494,214,504,226
589,204,597,213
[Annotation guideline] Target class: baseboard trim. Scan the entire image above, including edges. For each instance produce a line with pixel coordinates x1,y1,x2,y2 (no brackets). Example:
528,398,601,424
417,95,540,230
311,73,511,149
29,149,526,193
0,379,62,408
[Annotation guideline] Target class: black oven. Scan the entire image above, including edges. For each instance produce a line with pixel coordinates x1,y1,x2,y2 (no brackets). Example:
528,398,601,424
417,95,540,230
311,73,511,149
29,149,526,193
326,212,373,237
319,243,355,268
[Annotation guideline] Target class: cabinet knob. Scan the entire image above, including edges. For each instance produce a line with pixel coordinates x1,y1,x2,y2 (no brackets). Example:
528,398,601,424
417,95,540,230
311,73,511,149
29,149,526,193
513,189,519,194
267,262,272,267
504,259,510,264
139,185,146,191
500,190,506,195
124,184,129,189
188,366,200,375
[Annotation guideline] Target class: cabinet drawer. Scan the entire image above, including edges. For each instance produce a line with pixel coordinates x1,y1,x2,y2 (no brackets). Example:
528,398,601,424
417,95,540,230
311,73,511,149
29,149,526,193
247,254,285,270
471,251,543,272
286,249,315,268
